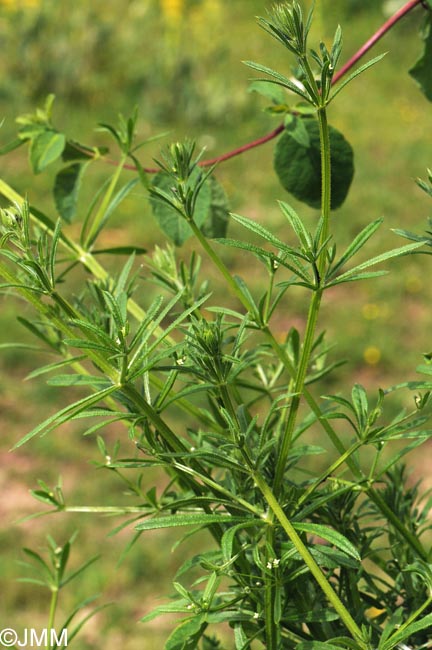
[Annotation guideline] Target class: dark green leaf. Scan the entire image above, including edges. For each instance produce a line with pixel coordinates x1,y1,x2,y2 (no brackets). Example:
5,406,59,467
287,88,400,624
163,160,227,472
54,163,85,223
29,130,65,174
201,177,230,239
165,616,206,650
284,113,311,147
409,13,432,102
92,246,147,255
150,170,211,246
297,641,341,650
274,117,354,209
62,140,105,161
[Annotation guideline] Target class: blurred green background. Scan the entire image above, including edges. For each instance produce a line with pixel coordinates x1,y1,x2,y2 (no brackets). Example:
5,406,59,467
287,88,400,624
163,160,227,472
0,0,431,647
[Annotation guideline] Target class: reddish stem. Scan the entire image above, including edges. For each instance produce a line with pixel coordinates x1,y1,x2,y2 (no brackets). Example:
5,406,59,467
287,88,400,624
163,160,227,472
105,0,424,174
332,0,423,85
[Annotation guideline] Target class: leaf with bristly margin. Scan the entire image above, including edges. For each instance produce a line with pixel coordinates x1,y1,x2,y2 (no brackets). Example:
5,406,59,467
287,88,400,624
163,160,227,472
351,383,368,432
92,245,147,255
409,12,432,102
62,140,107,162
136,514,246,531
381,613,432,650
292,522,361,561
46,374,111,388
229,212,306,259
29,130,65,174
26,355,87,380
201,177,230,239
297,641,350,650
140,599,191,623
11,384,119,449
274,117,354,209
329,53,386,103
327,241,424,287
150,169,211,246
243,60,312,103
54,163,87,223
221,520,264,564
327,219,383,278
248,80,286,105
165,616,207,650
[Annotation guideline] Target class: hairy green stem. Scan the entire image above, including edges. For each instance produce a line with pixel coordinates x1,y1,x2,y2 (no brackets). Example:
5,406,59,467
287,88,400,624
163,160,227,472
273,106,331,496
186,209,429,562
253,471,368,648
47,586,59,650
2,168,427,569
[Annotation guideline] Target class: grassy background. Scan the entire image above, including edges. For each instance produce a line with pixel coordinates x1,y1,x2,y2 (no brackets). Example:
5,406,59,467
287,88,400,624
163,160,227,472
0,0,431,647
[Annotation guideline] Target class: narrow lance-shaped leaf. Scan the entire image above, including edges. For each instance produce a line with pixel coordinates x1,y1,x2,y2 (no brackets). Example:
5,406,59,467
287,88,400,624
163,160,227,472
11,385,119,449
292,522,361,561
136,514,247,531
329,241,424,285
327,218,383,278
330,53,387,103
382,612,432,650
243,60,312,103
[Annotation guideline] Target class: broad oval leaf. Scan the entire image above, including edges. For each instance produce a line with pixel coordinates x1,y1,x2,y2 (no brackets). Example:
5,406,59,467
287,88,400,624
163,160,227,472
201,176,230,239
150,169,211,246
409,13,432,102
54,163,84,223
274,117,354,210
29,130,65,174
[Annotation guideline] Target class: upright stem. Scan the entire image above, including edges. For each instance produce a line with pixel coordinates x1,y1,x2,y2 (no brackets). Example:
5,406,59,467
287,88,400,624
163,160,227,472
47,587,59,649
273,105,332,496
253,471,368,648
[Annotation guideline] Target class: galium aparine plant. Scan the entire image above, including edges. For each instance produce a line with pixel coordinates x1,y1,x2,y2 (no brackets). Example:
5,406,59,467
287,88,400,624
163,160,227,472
1,2,432,649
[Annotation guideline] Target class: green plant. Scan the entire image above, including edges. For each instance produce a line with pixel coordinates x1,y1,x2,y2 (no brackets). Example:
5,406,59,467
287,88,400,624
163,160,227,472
1,2,432,649
13,532,106,650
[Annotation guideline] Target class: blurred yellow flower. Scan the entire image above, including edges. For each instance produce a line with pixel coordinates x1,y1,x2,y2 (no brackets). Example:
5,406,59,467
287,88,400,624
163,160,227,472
363,346,381,365
0,0,40,8
161,0,183,24
362,303,380,320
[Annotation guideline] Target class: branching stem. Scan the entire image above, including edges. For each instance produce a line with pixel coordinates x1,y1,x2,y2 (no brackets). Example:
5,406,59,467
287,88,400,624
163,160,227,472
92,0,424,174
